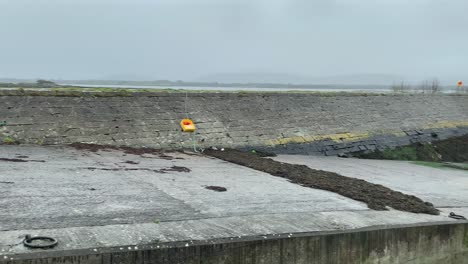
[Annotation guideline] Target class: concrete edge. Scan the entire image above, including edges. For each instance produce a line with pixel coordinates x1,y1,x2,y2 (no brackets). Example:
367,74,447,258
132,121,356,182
2,220,466,261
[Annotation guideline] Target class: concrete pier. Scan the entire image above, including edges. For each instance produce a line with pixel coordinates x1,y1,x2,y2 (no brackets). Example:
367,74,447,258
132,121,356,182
1,145,467,263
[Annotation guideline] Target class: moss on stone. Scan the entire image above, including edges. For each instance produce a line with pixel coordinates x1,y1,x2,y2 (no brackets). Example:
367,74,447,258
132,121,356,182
357,144,440,161
464,229,468,248
2,136,16,145
355,135,468,163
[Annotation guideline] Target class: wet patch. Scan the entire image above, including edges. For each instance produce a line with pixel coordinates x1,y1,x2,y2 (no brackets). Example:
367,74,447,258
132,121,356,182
205,186,227,192
70,143,177,160
160,166,191,173
122,161,140,165
15,155,29,158
158,154,175,160
0,181,14,184
85,167,161,173
85,165,191,174
0,158,45,163
70,143,119,152
205,148,439,215
0,158,28,162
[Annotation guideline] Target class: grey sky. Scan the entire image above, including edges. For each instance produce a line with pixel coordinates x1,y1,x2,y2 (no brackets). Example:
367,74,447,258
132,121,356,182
1,0,467,84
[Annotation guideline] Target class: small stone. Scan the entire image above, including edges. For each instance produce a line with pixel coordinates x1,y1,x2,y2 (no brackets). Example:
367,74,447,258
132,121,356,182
337,153,349,158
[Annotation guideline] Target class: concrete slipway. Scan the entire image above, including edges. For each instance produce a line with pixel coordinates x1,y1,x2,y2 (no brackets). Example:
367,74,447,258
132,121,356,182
0,145,467,263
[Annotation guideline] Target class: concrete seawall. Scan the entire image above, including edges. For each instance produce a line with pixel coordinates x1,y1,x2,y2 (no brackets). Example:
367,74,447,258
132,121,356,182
1,90,468,154
3,223,468,264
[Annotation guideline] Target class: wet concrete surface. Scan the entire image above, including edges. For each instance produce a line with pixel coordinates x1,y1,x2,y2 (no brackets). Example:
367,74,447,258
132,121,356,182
0,145,467,257
0,145,367,231
206,148,439,214
273,155,468,208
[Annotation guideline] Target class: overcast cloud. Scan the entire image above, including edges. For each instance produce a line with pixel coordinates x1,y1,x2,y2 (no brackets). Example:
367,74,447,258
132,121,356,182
0,0,467,84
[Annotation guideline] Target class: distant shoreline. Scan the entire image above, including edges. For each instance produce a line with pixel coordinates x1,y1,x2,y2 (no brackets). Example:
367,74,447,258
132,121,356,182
57,80,391,89
0,78,391,90
0,79,461,93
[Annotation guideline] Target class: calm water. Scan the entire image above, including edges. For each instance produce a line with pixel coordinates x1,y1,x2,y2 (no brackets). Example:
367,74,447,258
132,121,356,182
60,83,461,94
61,83,391,93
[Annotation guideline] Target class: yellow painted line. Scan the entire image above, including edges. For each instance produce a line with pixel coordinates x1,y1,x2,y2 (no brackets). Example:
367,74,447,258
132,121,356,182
424,121,468,129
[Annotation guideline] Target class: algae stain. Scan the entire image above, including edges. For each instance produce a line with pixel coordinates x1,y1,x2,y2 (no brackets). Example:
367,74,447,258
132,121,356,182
426,121,468,129
412,161,449,169
266,121,468,147
267,132,370,146
2,136,16,145
464,229,468,248
380,146,419,161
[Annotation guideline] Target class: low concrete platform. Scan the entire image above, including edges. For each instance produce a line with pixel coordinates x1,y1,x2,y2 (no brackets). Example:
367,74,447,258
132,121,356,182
0,146,467,263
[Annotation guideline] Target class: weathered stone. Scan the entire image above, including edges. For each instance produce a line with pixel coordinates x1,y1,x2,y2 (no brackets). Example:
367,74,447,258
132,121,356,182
0,92,467,153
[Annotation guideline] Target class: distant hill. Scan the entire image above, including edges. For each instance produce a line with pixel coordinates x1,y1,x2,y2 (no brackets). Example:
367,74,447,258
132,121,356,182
194,73,313,84
313,74,406,85
195,73,404,85
0,72,417,88
0,78,390,90
2,73,462,87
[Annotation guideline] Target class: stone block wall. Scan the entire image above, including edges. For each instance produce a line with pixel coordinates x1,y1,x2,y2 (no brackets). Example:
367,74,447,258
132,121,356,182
0,90,467,155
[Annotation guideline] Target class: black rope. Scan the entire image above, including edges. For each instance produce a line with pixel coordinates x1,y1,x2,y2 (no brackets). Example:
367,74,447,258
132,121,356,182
23,234,58,249
449,212,466,220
